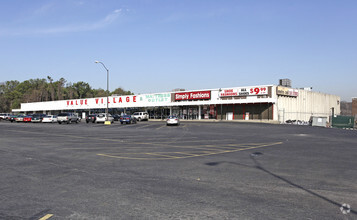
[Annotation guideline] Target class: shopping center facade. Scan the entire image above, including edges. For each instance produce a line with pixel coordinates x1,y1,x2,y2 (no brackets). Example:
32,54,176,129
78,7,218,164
13,84,340,123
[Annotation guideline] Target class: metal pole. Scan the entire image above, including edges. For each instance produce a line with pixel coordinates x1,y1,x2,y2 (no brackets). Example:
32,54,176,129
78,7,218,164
106,68,109,119
95,61,109,122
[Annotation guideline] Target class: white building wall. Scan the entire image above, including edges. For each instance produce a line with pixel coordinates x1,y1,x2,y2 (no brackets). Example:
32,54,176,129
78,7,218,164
13,85,340,123
15,86,277,113
276,89,340,123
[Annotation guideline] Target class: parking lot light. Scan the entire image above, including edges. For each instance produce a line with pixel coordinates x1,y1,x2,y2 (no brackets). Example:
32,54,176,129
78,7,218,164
95,60,110,125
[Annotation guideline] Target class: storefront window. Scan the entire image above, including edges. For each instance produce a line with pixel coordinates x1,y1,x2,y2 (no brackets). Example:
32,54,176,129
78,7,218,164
201,105,216,119
172,106,199,120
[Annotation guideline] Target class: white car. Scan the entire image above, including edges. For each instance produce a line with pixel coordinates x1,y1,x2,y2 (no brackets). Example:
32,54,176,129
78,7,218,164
42,115,58,123
132,112,149,121
96,113,114,123
166,116,180,126
0,113,11,120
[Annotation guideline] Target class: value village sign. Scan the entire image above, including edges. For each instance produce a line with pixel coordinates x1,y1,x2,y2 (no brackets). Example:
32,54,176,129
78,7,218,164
63,93,172,110
20,92,178,111
66,96,137,106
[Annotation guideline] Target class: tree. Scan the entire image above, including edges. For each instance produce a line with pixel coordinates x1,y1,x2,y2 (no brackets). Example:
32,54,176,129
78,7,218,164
72,81,92,99
111,87,134,96
92,88,107,97
55,78,66,100
47,76,55,101
0,77,135,111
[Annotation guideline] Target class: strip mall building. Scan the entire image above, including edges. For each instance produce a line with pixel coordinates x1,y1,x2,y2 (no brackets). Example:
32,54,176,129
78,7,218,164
13,84,340,123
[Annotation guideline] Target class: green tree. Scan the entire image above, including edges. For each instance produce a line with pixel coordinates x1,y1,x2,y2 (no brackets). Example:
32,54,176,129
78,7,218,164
0,77,135,111
47,76,55,101
111,87,134,96
73,81,92,99
92,88,107,97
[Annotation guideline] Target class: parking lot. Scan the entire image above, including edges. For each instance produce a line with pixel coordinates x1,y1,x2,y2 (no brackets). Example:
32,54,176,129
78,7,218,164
0,121,356,219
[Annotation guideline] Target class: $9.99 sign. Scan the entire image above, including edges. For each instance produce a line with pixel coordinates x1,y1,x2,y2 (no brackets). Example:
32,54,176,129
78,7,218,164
250,87,268,95
219,86,269,97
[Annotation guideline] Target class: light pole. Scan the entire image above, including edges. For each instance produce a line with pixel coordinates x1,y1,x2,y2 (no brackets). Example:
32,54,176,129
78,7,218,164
95,61,110,123
219,88,223,120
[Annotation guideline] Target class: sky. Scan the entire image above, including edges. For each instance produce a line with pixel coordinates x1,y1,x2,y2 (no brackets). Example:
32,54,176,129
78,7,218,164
0,0,356,101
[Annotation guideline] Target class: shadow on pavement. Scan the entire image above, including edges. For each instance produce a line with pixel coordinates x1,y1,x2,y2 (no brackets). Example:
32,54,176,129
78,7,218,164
205,154,356,216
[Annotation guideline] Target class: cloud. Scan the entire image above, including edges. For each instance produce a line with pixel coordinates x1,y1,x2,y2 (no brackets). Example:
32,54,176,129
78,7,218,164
0,9,123,36
33,2,56,15
99,9,122,26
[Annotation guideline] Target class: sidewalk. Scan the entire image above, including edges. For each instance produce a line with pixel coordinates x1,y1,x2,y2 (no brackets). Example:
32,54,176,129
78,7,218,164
149,119,280,124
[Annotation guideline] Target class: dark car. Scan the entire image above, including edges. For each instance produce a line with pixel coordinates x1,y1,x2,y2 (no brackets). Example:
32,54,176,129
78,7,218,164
86,114,97,123
9,115,18,122
32,114,46,123
119,115,137,124
113,114,120,121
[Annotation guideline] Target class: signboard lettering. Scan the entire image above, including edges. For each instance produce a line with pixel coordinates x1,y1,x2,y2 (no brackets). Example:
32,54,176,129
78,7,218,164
219,86,268,97
66,96,138,107
276,86,299,97
175,91,211,101
141,93,171,103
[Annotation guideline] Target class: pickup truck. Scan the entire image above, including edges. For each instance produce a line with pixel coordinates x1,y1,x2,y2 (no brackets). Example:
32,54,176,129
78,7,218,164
57,112,80,124
131,112,149,121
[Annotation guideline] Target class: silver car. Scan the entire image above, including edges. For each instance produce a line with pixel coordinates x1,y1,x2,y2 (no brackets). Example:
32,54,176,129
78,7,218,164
42,115,58,123
96,113,114,123
57,112,80,124
166,115,180,126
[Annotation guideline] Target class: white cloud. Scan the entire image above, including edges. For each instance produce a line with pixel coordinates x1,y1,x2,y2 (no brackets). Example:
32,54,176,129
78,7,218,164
33,2,56,15
101,9,122,25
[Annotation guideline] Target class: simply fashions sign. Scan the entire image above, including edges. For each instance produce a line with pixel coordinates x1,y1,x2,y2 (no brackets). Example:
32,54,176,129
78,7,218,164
175,91,211,101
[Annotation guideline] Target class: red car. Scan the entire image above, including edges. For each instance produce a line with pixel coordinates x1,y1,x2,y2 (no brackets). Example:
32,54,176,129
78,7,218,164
23,115,32,122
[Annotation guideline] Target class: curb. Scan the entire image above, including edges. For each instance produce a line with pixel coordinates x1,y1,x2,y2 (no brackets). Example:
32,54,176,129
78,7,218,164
148,119,280,124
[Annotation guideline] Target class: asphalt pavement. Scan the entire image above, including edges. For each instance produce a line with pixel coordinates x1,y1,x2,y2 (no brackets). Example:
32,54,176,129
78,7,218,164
0,120,356,219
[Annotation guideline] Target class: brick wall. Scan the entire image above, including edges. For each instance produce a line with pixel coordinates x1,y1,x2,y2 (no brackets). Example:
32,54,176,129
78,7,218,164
352,98,357,117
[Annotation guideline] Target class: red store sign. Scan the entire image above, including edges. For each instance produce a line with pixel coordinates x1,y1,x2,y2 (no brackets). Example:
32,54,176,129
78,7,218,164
175,91,211,101
219,86,268,97
66,99,88,106
66,96,137,106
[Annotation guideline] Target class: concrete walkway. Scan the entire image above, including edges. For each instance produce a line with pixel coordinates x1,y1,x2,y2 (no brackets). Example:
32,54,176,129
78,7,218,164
149,119,280,124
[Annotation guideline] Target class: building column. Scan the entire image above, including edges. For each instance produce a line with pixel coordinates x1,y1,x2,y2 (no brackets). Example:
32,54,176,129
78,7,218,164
170,106,172,116
198,105,201,120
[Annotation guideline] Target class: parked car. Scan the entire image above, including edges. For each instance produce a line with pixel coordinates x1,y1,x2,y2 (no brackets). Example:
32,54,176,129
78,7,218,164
85,114,97,123
23,115,33,123
15,115,25,123
112,114,121,121
96,113,114,123
120,115,137,124
9,115,18,122
42,115,58,123
32,114,46,123
166,115,180,126
131,112,149,121
57,112,80,124
0,113,11,120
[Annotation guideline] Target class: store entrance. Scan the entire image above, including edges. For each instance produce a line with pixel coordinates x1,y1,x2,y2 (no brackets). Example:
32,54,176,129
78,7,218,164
172,106,199,120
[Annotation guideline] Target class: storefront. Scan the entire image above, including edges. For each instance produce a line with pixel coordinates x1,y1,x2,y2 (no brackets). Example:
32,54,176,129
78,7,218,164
12,84,340,123
216,103,273,120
